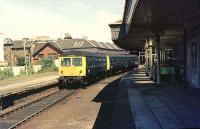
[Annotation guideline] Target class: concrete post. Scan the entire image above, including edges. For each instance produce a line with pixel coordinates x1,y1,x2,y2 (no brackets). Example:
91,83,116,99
23,41,28,75
145,41,149,76
139,52,141,65
155,35,161,85
149,39,153,79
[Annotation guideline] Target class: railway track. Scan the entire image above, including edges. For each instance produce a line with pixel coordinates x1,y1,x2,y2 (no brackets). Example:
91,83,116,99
0,89,75,129
0,73,128,129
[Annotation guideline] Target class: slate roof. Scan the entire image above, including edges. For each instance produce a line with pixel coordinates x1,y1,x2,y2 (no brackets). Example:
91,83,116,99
55,39,98,50
4,38,14,45
12,40,36,49
32,38,125,56
98,42,110,49
32,43,47,55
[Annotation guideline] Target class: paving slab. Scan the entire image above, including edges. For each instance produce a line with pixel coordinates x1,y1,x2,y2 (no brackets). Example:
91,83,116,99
126,69,200,129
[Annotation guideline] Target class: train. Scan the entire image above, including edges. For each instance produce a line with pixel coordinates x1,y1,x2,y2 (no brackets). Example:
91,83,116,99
58,51,138,89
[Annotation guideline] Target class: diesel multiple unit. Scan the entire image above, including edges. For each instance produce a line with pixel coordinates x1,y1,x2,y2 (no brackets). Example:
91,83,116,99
58,51,137,88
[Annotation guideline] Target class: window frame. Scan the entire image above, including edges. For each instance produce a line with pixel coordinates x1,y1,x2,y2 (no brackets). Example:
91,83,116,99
61,58,71,66
48,53,57,59
190,24,200,70
72,58,82,66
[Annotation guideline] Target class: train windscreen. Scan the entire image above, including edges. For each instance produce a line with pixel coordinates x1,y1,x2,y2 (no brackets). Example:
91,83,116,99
61,58,71,66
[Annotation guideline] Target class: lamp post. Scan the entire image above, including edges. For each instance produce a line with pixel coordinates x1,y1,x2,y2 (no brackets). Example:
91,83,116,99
23,40,28,75
149,39,153,79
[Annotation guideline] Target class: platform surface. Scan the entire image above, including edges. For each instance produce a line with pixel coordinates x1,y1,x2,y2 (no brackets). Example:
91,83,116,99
127,69,200,129
0,73,59,96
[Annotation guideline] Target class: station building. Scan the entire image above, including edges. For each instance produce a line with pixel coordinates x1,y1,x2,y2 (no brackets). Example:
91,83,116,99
109,0,200,88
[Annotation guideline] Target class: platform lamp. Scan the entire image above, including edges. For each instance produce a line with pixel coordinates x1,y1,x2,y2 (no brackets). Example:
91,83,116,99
149,39,153,79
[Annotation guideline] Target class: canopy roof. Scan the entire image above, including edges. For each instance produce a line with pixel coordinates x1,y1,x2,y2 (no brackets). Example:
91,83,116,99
110,0,187,51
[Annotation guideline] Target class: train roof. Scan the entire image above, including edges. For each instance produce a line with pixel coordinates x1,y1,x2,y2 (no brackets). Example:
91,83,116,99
59,51,105,57
60,51,138,58
108,54,137,57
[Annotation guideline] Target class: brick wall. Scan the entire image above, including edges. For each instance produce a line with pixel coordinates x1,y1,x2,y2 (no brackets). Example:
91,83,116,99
33,44,62,64
4,44,12,66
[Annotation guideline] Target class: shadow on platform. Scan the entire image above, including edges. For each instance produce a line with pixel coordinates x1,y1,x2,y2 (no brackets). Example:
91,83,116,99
92,78,136,129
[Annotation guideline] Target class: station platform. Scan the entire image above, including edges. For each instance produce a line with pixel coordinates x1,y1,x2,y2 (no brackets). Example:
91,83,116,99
4,70,200,129
112,69,200,129
0,73,59,97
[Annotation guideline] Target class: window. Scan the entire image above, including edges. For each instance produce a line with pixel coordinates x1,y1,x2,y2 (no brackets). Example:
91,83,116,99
13,48,18,51
14,55,18,64
38,54,44,59
191,25,199,39
191,42,198,69
190,25,200,69
72,58,82,66
48,53,57,59
61,58,71,66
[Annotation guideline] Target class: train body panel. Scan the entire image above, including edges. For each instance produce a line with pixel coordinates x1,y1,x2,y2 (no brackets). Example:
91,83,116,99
106,56,110,71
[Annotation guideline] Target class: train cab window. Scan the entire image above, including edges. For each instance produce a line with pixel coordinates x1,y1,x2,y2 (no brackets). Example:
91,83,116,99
72,58,82,66
61,58,71,66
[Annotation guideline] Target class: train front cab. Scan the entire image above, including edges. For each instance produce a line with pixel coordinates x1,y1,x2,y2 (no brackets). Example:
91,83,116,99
58,56,86,88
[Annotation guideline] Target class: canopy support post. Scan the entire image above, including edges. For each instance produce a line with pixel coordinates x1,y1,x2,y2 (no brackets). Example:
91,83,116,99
155,34,161,85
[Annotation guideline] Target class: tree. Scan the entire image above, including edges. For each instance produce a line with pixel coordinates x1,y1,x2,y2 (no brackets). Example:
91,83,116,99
39,58,57,72
16,57,25,66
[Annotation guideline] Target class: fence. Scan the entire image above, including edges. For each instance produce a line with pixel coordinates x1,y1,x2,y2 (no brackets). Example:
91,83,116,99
0,65,42,76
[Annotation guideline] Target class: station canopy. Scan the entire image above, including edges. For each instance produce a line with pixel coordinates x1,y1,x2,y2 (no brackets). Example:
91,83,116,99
110,0,185,51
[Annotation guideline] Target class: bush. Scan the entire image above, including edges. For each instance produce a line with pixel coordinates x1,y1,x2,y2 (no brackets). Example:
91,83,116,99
39,58,57,72
16,57,25,66
20,66,35,76
27,65,35,75
0,68,14,80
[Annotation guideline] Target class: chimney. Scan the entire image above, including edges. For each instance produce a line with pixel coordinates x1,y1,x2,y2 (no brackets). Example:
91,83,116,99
64,33,72,39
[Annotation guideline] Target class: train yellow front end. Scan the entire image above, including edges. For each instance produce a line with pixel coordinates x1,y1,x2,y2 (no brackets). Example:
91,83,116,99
59,55,87,88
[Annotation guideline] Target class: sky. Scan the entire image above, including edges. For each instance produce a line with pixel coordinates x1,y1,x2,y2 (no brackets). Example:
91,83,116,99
0,0,125,41
0,0,125,61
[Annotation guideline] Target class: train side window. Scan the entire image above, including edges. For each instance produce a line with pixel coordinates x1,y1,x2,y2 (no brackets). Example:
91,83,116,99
61,58,71,66
73,58,82,66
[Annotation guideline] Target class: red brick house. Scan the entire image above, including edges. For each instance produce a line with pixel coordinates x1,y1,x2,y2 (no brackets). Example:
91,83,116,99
32,42,62,64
